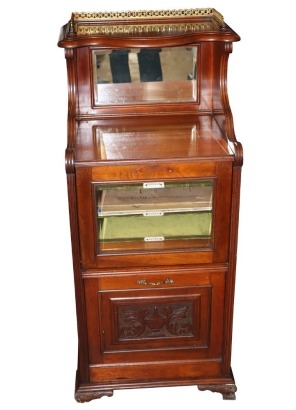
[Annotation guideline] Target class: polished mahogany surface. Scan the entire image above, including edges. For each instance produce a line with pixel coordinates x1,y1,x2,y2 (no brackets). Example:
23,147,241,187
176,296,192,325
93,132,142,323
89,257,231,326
75,115,234,163
58,8,242,403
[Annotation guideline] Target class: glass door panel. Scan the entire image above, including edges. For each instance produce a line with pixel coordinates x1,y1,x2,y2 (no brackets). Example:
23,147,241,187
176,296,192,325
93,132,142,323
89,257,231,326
95,180,213,252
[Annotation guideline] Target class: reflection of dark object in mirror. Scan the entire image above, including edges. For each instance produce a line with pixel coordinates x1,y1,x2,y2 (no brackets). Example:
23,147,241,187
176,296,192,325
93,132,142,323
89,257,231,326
109,50,131,83
187,66,197,81
138,49,163,82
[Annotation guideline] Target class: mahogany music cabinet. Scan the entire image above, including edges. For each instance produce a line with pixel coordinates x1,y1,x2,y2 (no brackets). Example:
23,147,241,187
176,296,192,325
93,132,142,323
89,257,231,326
58,8,242,402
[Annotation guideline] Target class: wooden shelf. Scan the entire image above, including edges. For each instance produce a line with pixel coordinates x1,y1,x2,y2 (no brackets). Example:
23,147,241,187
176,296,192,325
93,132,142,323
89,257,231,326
75,115,234,163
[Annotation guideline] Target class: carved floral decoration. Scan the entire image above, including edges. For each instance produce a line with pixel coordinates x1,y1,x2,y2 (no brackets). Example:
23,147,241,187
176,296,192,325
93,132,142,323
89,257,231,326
118,303,194,339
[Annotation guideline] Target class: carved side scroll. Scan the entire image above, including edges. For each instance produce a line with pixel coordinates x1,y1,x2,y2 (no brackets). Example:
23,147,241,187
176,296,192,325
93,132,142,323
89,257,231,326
220,43,243,167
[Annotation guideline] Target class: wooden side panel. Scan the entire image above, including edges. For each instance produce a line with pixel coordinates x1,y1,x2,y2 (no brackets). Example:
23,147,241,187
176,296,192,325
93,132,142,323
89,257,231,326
67,173,90,382
213,161,232,262
76,47,92,114
75,167,94,267
222,165,242,374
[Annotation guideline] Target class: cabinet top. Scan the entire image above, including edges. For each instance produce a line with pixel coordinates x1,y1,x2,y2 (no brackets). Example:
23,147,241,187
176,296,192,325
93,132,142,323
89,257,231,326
58,8,240,48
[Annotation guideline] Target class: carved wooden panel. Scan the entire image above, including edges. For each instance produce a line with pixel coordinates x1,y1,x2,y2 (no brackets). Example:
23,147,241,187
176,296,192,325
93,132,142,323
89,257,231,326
118,301,195,340
99,285,211,358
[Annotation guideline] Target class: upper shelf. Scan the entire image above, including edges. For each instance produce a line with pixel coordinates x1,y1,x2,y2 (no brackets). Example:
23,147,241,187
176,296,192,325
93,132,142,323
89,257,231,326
58,8,240,48
75,115,235,164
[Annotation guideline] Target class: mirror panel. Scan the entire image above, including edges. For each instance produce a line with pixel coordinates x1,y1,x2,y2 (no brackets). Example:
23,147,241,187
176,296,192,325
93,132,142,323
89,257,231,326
92,47,198,105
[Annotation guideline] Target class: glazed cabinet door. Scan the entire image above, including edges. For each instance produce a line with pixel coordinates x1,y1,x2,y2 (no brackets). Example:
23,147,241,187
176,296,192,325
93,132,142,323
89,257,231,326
76,160,232,269
84,267,226,383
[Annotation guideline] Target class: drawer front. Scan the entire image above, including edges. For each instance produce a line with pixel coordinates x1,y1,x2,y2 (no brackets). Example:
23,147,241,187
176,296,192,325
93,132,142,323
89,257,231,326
84,268,226,371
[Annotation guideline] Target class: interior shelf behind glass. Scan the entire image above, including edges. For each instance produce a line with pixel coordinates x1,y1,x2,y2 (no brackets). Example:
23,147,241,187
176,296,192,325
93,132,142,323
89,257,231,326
96,181,213,252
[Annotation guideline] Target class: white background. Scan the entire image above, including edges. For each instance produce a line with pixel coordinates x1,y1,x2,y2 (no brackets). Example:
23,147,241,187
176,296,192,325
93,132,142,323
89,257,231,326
1,1,296,409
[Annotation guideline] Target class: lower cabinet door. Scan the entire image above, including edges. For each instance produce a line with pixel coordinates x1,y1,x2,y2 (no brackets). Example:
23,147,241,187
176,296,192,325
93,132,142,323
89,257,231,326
84,268,226,383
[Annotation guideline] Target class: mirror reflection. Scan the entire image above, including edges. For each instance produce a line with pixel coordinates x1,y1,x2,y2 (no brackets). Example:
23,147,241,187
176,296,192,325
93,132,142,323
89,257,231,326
92,47,198,104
